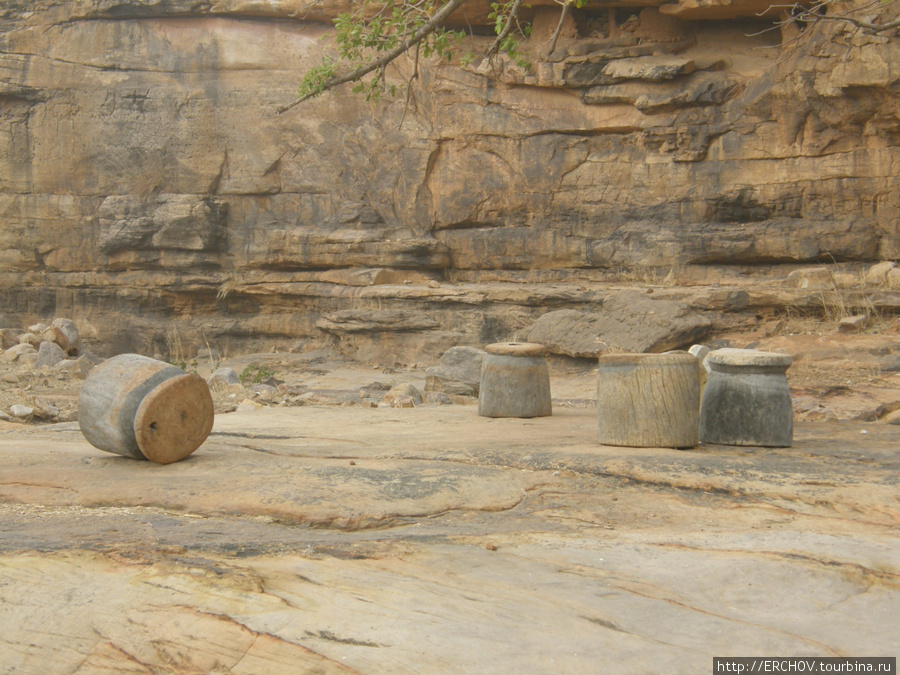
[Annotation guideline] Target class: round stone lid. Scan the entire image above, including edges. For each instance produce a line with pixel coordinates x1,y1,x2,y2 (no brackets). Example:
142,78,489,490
485,342,545,357
706,348,792,368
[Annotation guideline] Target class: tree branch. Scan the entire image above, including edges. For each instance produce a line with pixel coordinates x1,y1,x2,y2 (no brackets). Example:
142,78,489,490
772,0,900,36
543,1,570,58
487,0,525,59
278,0,467,113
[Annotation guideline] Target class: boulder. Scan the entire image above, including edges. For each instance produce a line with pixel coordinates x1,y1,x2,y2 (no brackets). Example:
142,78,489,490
40,326,71,354
425,347,487,396
865,261,897,286
9,404,34,419
35,341,67,370
18,333,41,349
838,315,869,333
527,291,712,357
2,343,37,363
51,318,81,355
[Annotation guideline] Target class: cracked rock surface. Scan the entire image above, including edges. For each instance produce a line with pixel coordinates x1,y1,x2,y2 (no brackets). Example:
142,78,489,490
1,389,898,672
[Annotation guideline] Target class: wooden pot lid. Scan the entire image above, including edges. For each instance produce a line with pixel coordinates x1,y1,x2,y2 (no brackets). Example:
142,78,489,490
133,373,214,464
484,342,545,357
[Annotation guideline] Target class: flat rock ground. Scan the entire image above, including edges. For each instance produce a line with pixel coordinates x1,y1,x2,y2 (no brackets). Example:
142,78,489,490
1,331,899,673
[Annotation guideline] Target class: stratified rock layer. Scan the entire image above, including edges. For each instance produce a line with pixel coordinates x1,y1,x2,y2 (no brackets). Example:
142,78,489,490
0,1,898,356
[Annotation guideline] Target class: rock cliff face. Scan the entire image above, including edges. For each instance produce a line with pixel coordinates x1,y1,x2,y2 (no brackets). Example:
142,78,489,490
0,0,898,359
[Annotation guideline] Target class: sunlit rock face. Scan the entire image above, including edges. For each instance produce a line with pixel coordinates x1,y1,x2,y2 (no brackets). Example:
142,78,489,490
0,0,898,357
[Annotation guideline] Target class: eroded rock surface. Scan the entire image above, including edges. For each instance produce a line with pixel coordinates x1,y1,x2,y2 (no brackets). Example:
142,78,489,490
0,402,897,672
0,1,898,358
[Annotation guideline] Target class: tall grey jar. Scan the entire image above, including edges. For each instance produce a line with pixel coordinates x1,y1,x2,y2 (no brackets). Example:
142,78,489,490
699,348,793,447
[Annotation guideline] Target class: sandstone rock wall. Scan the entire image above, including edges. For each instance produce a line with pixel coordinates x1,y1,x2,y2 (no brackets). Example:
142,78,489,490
0,0,898,358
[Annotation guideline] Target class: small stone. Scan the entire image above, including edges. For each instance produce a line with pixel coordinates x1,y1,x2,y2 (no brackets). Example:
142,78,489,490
0,410,11,422
27,323,47,334
427,280,441,288
32,400,59,420
383,383,424,407
10,404,34,419
236,399,264,412
838,314,868,333
787,267,833,289
392,396,416,409
485,543,498,551
425,391,454,406
208,367,241,387
250,384,280,402
50,359,81,377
